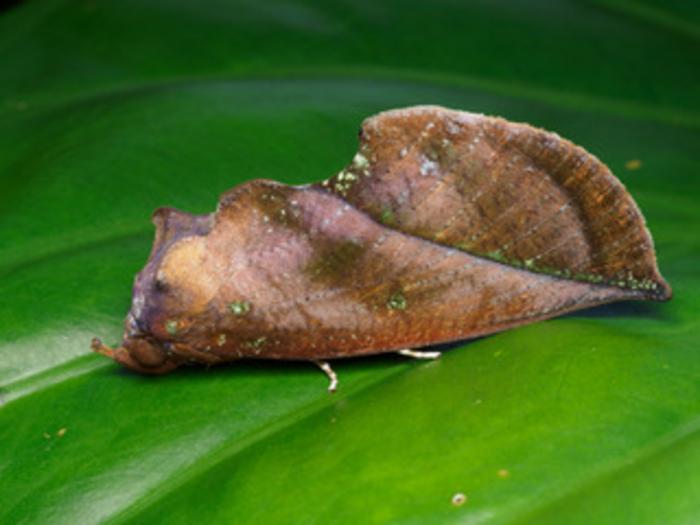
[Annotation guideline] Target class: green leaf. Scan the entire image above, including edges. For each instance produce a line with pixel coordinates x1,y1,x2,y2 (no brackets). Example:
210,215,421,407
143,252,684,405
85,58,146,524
1,1,698,524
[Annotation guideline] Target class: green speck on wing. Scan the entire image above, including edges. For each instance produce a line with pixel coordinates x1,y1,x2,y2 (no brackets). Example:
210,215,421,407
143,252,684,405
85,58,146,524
243,336,267,349
229,301,251,316
387,291,407,310
165,320,178,335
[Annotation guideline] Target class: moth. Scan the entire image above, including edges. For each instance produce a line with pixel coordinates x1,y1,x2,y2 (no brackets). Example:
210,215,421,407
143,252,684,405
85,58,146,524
92,106,671,391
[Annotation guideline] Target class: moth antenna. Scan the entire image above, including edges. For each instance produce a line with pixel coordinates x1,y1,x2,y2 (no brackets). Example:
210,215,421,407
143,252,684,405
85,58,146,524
314,360,338,393
398,348,441,360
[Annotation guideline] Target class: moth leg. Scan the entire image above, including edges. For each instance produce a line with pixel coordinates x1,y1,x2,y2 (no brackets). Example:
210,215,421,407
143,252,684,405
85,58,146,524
398,348,441,360
314,360,338,393
91,337,179,374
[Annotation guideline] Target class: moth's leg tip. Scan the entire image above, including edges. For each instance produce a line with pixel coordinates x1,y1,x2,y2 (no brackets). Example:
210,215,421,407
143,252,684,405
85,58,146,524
314,360,339,393
398,348,441,360
327,376,338,393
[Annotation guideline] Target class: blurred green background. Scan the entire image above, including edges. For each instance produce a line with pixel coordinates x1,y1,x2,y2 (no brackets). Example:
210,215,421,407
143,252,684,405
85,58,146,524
1,1,698,523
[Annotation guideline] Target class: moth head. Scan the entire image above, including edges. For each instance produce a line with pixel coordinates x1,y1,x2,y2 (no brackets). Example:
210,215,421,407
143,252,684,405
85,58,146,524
125,218,220,341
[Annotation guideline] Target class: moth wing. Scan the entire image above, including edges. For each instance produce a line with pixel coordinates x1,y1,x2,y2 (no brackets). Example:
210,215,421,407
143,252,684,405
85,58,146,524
319,106,670,301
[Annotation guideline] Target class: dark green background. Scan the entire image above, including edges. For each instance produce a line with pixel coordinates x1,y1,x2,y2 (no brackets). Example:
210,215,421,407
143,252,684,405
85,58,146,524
1,1,698,523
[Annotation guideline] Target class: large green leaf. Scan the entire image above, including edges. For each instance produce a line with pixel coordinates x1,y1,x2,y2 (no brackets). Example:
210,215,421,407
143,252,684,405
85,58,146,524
1,1,698,523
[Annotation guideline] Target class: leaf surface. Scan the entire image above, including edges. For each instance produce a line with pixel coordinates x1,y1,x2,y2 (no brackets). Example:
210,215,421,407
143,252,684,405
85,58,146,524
0,2,698,524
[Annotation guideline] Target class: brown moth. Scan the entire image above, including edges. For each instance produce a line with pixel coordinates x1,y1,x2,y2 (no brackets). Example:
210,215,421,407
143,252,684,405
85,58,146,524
92,106,672,391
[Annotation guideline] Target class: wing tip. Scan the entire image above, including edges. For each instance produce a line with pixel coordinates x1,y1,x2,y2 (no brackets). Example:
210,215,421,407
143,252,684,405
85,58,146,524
649,274,673,302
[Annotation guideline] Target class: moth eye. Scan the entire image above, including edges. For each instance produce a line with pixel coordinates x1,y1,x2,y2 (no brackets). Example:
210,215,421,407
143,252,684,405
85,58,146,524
154,277,168,292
